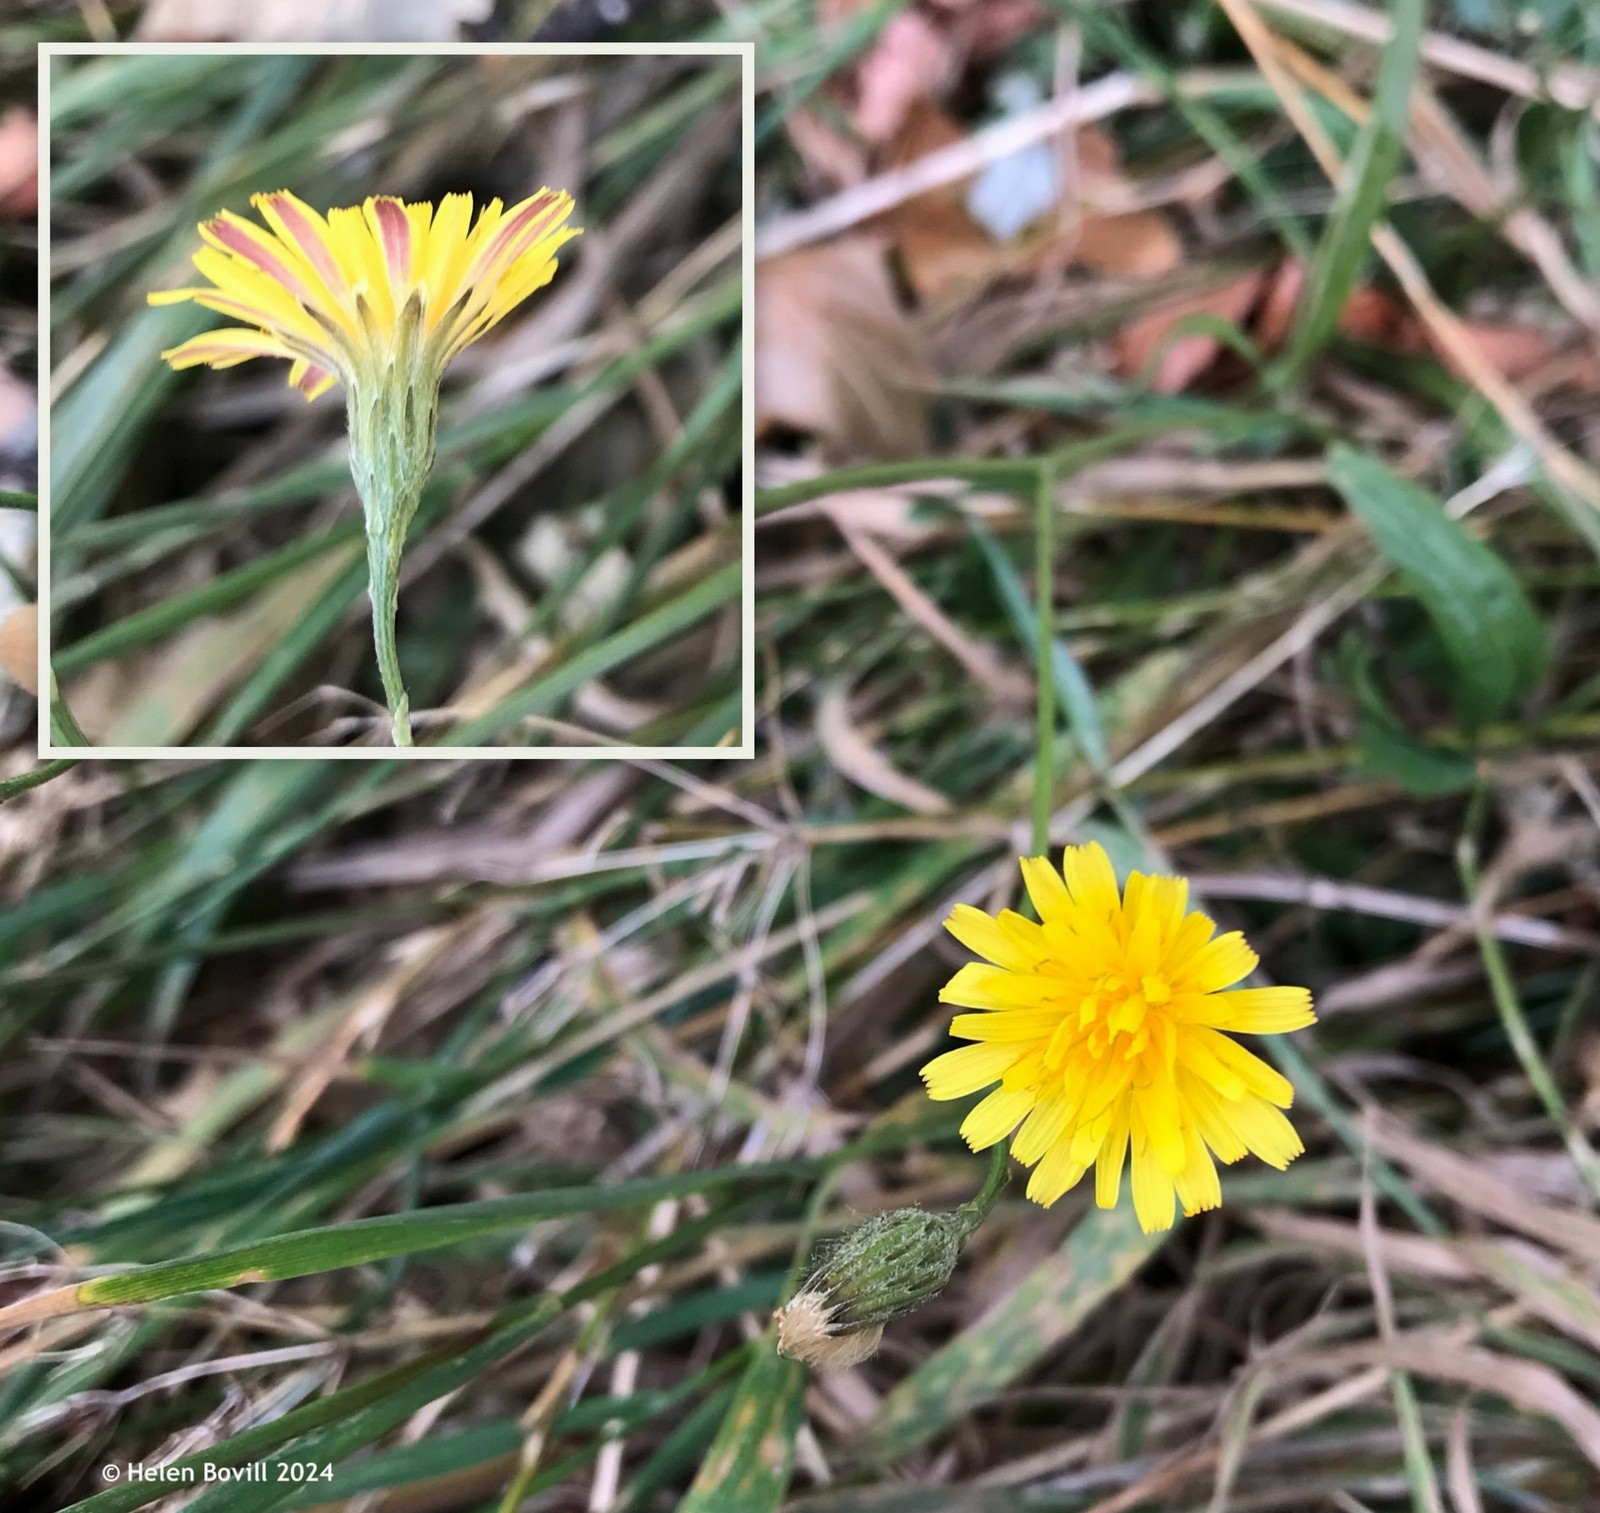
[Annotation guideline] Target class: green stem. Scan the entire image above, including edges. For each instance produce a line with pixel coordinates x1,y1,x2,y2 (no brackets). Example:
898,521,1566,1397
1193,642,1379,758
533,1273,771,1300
954,1139,1011,1240
0,757,79,804
1032,459,1057,857
347,360,437,750
365,530,413,748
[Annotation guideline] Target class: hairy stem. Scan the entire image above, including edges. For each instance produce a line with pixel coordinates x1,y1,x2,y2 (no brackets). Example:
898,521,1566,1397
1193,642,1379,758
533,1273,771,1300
347,363,437,749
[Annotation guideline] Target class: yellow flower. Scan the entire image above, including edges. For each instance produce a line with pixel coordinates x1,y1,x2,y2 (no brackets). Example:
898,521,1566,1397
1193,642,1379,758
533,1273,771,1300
921,843,1315,1233
145,188,579,747
148,188,580,399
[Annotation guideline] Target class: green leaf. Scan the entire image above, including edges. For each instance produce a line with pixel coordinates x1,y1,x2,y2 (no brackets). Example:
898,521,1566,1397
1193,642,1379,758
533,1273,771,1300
857,1202,1162,1464
1340,632,1474,797
679,1336,805,1513
1327,444,1547,723
1280,0,1424,380
66,1165,803,1313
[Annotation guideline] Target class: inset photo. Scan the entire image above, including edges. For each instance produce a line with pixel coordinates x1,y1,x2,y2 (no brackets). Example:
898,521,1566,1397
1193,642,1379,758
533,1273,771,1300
40,42,752,754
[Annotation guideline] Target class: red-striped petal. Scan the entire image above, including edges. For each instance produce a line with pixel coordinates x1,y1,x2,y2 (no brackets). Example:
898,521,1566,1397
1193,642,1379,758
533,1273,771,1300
472,190,567,279
203,216,315,306
256,192,347,297
369,197,411,285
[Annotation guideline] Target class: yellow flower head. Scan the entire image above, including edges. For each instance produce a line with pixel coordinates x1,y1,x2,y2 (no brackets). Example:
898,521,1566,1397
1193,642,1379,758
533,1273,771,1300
145,188,580,747
148,188,581,399
922,843,1315,1234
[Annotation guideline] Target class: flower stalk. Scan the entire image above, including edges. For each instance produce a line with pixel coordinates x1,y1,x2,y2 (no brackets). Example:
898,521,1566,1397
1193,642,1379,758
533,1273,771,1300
344,294,438,746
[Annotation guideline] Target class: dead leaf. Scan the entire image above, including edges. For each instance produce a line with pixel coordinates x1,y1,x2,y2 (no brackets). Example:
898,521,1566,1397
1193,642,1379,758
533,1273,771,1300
91,541,361,745
1254,258,1305,352
1329,283,1599,388
1069,209,1183,279
136,0,490,40
1055,125,1182,280
1114,269,1268,393
1334,284,1412,346
854,9,953,145
0,605,36,696
881,102,1011,302
0,111,36,218
754,237,929,459
1368,1114,1600,1268
817,686,952,814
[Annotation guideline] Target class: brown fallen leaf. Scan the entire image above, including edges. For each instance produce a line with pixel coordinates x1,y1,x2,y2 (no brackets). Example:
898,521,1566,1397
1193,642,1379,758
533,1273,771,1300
1063,126,1182,280
0,604,36,696
881,101,1012,303
1329,282,1599,388
1423,318,1598,387
1333,283,1412,346
0,110,36,218
854,9,953,145
1114,268,1268,393
1068,209,1184,280
754,237,929,459
1253,258,1306,353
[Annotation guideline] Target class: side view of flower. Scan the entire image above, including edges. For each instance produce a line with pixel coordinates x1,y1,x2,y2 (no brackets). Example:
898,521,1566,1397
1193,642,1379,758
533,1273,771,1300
922,842,1316,1233
148,188,581,745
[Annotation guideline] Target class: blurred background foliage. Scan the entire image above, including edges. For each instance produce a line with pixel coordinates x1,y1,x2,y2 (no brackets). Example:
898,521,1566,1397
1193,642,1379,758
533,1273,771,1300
49,48,745,747
1,0,1600,1511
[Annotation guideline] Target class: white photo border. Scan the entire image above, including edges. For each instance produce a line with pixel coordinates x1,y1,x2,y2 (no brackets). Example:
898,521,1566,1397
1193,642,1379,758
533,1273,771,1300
37,40,757,761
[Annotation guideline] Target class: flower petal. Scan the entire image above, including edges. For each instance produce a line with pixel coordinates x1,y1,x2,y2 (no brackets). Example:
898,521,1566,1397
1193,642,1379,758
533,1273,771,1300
1025,1134,1092,1208
938,962,1066,1011
949,1008,1064,1042
1011,1090,1073,1166
1060,840,1120,920
944,903,1047,972
920,1041,1024,1100
1183,931,1259,994
960,1087,1034,1150
1173,1128,1222,1217
1214,1092,1304,1169
1182,986,1316,1034
159,327,298,370
1188,1027,1295,1106
1018,854,1072,924
1094,1097,1130,1208
1129,1134,1177,1232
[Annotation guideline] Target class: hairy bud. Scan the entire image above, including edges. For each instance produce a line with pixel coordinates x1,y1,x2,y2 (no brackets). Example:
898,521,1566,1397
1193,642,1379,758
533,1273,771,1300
774,1208,963,1370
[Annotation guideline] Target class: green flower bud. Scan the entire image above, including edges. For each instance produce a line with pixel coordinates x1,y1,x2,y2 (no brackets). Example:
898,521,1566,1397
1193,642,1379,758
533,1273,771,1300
775,1208,962,1371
